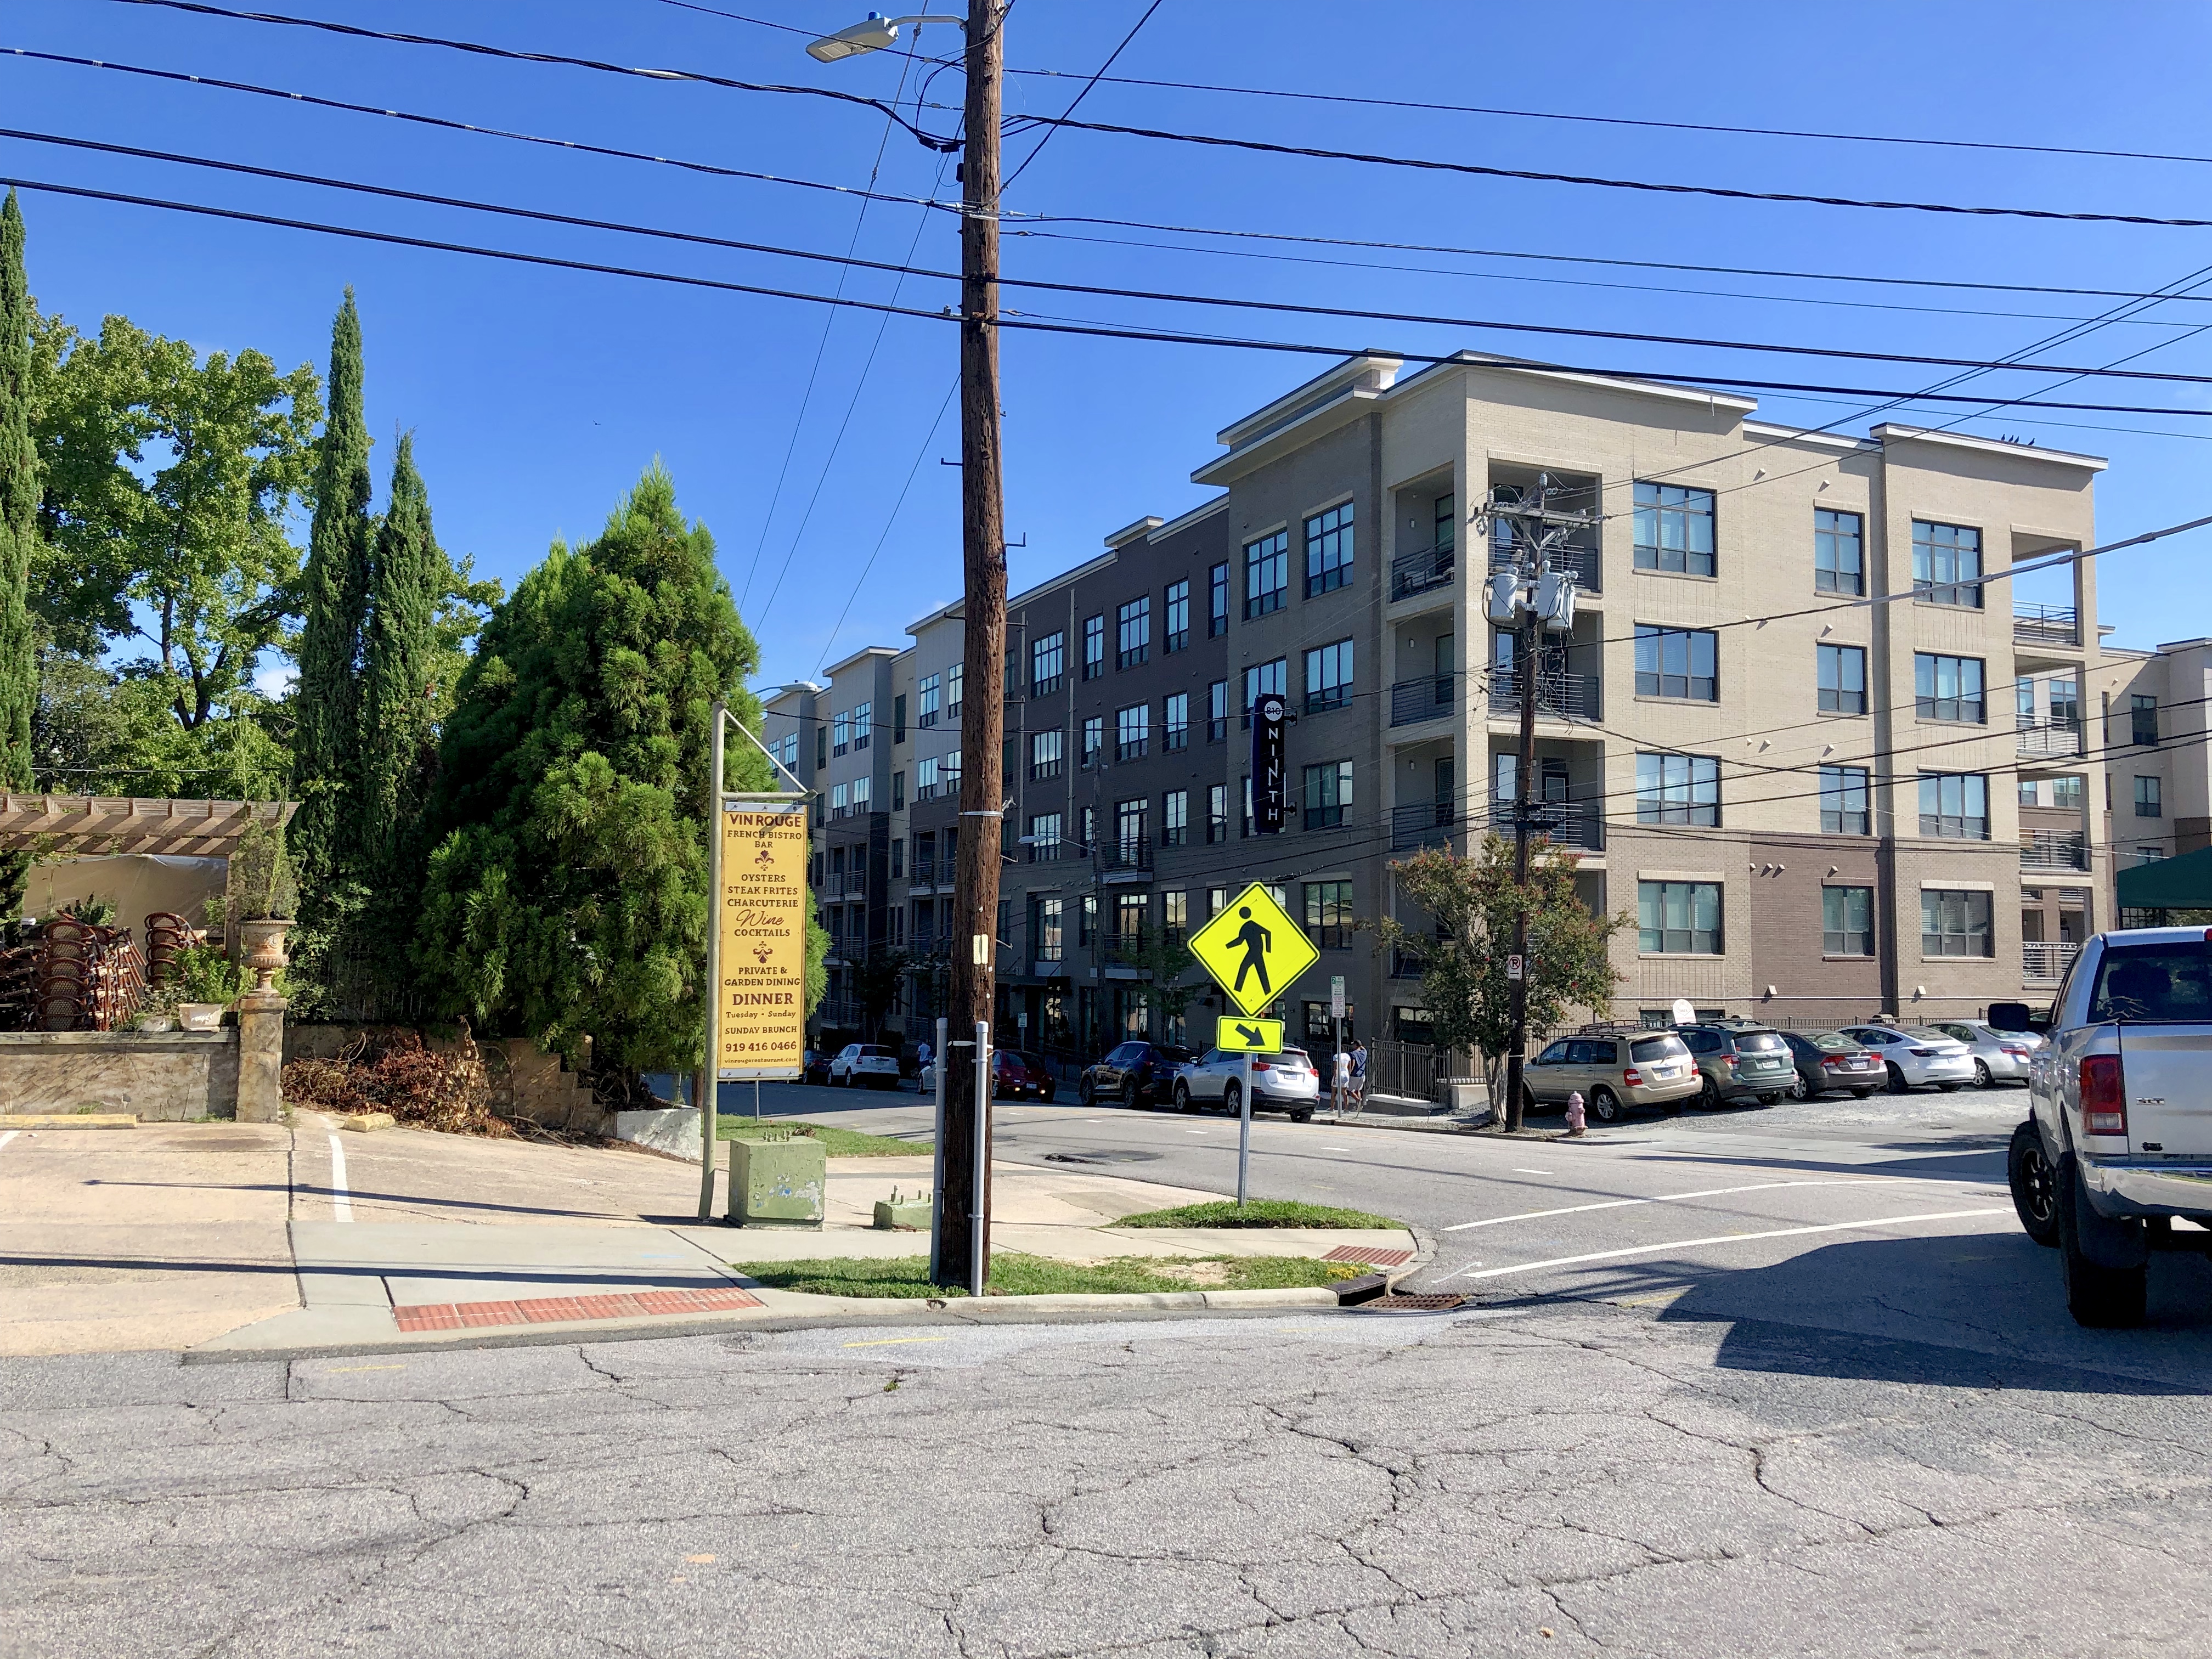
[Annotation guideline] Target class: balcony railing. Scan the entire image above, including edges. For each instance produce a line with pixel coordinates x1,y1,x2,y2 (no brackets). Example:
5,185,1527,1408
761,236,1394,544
1103,840,1153,874
1390,800,1462,853
1390,675,1455,727
2022,830,2090,872
1390,543,1455,601
2024,940,2081,982
2016,715,2084,758
1491,537,1601,594
1474,799,1604,852
1389,947,1429,980
1487,668,1601,722
2015,603,2080,647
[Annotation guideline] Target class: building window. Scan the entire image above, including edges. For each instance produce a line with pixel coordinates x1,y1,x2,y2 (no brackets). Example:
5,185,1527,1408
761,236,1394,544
1116,703,1149,761
815,725,827,769
943,749,961,788
1635,752,1719,826
1245,530,1288,617
1209,561,1231,637
1818,643,1867,715
1164,579,1189,652
1304,879,1353,949
1242,775,1254,839
850,775,871,812
1081,716,1103,769
915,755,940,801
832,711,850,756
2137,845,2166,867
1159,691,1189,753
1814,508,1863,595
891,770,905,811
890,837,904,879
2053,775,2084,809
1915,653,1986,724
1243,658,1288,725
1163,788,1190,847
1033,895,1064,961
912,832,935,885
2132,693,2159,746
1082,616,1105,680
1822,886,1874,957
893,695,906,743
1912,519,1983,608
1030,730,1063,780
2019,777,2041,808
1304,638,1354,713
1207,782,1229,844
1031,630,1064,697
918,672,940,729
1922,889,1993,957
1639,881,1722,954
1918,772,1989,840
1303,759,1353,828
1115,798,1148,863
1633,625,1718,701
2136,775,2163,818
831,781,849,817
945,663,963,716
2051,676,2080,727
1633,481,1716,576
1305,502,1354,597
1820,765,1870,835
1207,679,1228,741
1079,892,1095,946
1026,812,1062,861
1116,596,1152,669
851,702,872,749
1160,889,1187,947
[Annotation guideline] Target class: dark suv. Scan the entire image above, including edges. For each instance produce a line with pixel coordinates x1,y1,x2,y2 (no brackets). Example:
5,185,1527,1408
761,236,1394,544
1080,1041,1194,1108
1674,1021,1796,1107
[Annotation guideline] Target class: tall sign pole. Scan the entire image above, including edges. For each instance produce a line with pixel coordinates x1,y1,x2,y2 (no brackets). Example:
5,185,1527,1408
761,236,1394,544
939,0,1008,1295
698,702,727,1220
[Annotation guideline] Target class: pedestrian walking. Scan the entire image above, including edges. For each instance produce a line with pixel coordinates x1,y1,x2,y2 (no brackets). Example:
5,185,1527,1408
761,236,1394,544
1565,1091,1587,1136
1349,1040,1367,1110
1332,1046,1352,1116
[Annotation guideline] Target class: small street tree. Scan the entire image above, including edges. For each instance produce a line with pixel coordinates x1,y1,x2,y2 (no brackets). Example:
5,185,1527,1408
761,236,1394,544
1115,927,1205,1047
1369,833,1623,1126
853,943,914,1039
0,192,39,917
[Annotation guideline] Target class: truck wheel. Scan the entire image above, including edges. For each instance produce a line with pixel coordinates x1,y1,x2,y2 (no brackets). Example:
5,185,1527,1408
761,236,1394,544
2008,1120,2061,1248
2057,1154,2147,1328
1589,1087,1620,1122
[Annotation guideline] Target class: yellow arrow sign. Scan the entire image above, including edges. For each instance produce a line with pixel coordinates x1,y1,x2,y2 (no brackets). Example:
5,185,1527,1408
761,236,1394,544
1215,1015,1283,1055
1187,881,1320,1017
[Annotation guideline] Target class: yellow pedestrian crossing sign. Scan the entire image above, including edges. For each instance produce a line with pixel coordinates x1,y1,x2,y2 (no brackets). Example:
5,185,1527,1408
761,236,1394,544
1216,1016,1284,1054
1188,881,1319,1018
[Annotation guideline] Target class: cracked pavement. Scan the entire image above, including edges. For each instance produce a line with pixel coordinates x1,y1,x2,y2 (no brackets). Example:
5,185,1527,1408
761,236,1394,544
5,1297,2211,1658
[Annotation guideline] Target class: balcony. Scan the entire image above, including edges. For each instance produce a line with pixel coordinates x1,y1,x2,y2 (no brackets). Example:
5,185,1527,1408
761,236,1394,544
1491,537,1601,594
2024,940,2081,983
1389,947,1429,980
1390,543,1455,601
1103,840,1153,876
1390,800,1462,853
1474,799,1604,852
2022,830,2090,872
1390,675,1455,727
2015,603,2080,648
2016,716,2084,759
1487,668,1601,723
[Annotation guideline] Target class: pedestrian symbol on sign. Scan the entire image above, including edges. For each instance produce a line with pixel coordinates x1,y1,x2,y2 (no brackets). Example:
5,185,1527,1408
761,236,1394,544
1187,882,1320,1018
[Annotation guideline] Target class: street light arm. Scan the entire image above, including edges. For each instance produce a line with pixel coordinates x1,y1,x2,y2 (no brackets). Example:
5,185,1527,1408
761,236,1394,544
807,13,965,62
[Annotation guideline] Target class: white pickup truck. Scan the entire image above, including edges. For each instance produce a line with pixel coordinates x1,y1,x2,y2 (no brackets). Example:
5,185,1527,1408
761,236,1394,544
1999,924,2212,1328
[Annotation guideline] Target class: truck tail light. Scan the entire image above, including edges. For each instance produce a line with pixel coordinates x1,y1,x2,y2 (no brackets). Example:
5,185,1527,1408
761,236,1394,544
1623,1067,1643,1087
2081,1054,2126,1136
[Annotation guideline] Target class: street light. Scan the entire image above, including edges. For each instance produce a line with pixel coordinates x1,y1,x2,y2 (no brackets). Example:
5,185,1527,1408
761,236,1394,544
805,12,961,61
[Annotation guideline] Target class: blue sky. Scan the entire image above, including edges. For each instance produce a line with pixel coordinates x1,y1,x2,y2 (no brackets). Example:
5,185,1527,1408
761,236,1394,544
8,0,2212,688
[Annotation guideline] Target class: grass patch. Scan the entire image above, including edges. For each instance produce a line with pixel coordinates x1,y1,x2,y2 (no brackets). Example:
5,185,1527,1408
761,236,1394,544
731,1252,1370,1299
716,1120,929,1157
1112,1198,1403,1230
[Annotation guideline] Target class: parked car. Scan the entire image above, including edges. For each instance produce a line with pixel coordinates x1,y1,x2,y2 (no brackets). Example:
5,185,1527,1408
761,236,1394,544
917,1048,1056,1100
2000,926,2212,1327
1173,1046,1321,1121
1521,1030,1701,1120
801,1048,832,1085
1778,1030,1882,1100
827,1043,902,1090
1931,1019,2041,1087
1079,1041,1194,1108
1673,1022,1796,1107
1837,1024,1977,1093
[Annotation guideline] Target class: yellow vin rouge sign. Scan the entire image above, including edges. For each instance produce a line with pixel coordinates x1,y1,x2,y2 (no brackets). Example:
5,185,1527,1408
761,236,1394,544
717,802,810,1079
1187,881,1319,1018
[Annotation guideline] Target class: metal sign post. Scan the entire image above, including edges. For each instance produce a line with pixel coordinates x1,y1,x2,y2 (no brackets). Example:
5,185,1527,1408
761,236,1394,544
929,1015,948,1284
697,704,727,1222
1238,1051,1254,1203
1186,881,1318,1207
970,1019,991,1295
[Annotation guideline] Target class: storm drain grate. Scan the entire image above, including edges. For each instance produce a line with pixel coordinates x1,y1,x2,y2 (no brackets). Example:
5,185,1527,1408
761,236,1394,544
1355,1293,1468,1312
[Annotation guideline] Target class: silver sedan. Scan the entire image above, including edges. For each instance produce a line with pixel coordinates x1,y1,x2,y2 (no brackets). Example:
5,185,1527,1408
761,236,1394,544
1930,1019,2041,1086
1838,1025,1978,1092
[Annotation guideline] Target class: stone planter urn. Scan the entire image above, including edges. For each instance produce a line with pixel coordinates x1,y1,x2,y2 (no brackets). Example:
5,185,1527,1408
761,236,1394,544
177,1004,227,1031
238,918,294,992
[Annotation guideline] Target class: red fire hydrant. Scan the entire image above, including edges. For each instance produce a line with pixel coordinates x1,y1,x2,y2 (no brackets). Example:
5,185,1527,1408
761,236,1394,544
1564,1091,1587,1137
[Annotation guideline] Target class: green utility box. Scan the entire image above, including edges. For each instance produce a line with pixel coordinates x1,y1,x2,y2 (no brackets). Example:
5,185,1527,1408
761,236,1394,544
727,1127,826,1228
872,1188,932,1232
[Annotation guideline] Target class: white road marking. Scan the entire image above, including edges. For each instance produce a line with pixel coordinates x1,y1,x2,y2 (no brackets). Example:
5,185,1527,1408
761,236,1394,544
1443,1177,1912,1232
1448,1207,2008,1280
0,1131,15,1153
1511,1168,1555,1175
1323,1146,1353,1152
326,1133,353,1223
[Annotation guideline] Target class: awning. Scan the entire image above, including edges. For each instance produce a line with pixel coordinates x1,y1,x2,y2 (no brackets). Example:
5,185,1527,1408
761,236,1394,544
2115,844,2212,911
0,794,296,859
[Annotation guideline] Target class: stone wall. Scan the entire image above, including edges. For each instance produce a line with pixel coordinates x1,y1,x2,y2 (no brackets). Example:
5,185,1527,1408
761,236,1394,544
0,1030,240,1120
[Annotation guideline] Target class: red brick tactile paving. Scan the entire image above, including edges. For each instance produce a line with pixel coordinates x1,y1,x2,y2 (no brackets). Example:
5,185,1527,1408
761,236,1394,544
393,1285,761,1333
1323,1245,1413,1266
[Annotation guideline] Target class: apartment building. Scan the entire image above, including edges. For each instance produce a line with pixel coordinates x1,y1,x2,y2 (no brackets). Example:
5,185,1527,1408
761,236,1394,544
798,349,2120,1054
2088,636,2212,912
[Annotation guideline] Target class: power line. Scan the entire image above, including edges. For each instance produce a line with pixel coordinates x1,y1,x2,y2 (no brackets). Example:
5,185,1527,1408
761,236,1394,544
810,377,961,674
19,127,2212,394
1019,114,2212,229
13,173,2212,422
1001,0,1162,192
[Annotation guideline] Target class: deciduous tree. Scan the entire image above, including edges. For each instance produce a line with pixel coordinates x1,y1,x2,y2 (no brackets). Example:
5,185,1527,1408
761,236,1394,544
0,191,38,915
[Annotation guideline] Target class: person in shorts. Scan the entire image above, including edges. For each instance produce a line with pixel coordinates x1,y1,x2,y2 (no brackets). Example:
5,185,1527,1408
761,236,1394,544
1349,1040,1367,1109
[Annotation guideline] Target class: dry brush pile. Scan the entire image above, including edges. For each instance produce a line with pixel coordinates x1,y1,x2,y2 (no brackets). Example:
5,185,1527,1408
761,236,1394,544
281,1028,504,1135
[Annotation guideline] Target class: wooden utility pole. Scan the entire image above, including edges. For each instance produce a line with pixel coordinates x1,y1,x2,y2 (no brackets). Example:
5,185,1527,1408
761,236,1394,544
939,0,1007,1294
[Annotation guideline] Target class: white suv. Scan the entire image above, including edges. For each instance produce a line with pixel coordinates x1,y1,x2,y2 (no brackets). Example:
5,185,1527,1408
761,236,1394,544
828,1043,902,1090
1173,1047,1321,1122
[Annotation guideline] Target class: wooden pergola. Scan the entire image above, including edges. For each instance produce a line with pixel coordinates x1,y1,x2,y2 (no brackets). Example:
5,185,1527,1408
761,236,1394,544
0,794,297,859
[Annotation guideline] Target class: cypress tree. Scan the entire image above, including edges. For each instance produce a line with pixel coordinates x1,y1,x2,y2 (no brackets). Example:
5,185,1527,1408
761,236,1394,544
358,432,439,894
0,192,37,917
290,288,373,903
